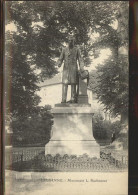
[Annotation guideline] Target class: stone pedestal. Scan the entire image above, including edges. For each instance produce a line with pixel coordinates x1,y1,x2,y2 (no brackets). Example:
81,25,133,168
78,78,89,104
45,105,100,158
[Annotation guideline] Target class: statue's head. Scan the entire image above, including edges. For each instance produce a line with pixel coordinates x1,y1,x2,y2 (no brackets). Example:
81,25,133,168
68,35,75,48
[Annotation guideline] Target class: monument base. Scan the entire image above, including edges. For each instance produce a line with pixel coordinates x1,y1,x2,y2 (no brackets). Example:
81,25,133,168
45,140,100,158
78,95,89,104
45,105,100,158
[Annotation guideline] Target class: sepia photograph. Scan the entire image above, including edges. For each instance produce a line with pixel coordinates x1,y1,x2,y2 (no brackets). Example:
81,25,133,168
4,1,128,195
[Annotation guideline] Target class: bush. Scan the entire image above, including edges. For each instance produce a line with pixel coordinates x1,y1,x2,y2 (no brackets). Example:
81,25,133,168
12,106,53,147
93,114,122,146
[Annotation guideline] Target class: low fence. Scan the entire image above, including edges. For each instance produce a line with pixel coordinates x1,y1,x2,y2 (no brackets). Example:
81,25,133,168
5,147,45,167
41,156,118,171
5,147,128,171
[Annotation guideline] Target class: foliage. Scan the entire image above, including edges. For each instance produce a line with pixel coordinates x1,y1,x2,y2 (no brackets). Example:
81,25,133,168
93,114,112,145
89,2,128,120
12,106,53,146
93,114,122,145
90,55,128,118
113,123,128,150
5,1,128,117
5,32,41,120
5,1,128,143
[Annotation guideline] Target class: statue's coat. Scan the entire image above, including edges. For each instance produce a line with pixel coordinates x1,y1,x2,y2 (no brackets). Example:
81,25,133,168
57,46,84,84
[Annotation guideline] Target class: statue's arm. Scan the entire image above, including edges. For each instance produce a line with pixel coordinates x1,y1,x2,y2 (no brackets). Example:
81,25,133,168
56,48,64,67
77,47,84,71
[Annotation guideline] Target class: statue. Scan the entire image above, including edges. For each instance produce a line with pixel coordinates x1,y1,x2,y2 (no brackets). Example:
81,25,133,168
46,37,99,159
57,35,84,103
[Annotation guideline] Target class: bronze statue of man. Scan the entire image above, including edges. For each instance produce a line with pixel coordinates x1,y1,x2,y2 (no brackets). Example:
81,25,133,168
57,36,84,103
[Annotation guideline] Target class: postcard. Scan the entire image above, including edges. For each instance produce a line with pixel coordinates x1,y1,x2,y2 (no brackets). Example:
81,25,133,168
3,1,128,195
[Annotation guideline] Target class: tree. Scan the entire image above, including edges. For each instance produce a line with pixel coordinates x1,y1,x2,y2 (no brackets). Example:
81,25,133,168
5,31,41,120
5,1,128,142
89,2,128,122
90,54,128,121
